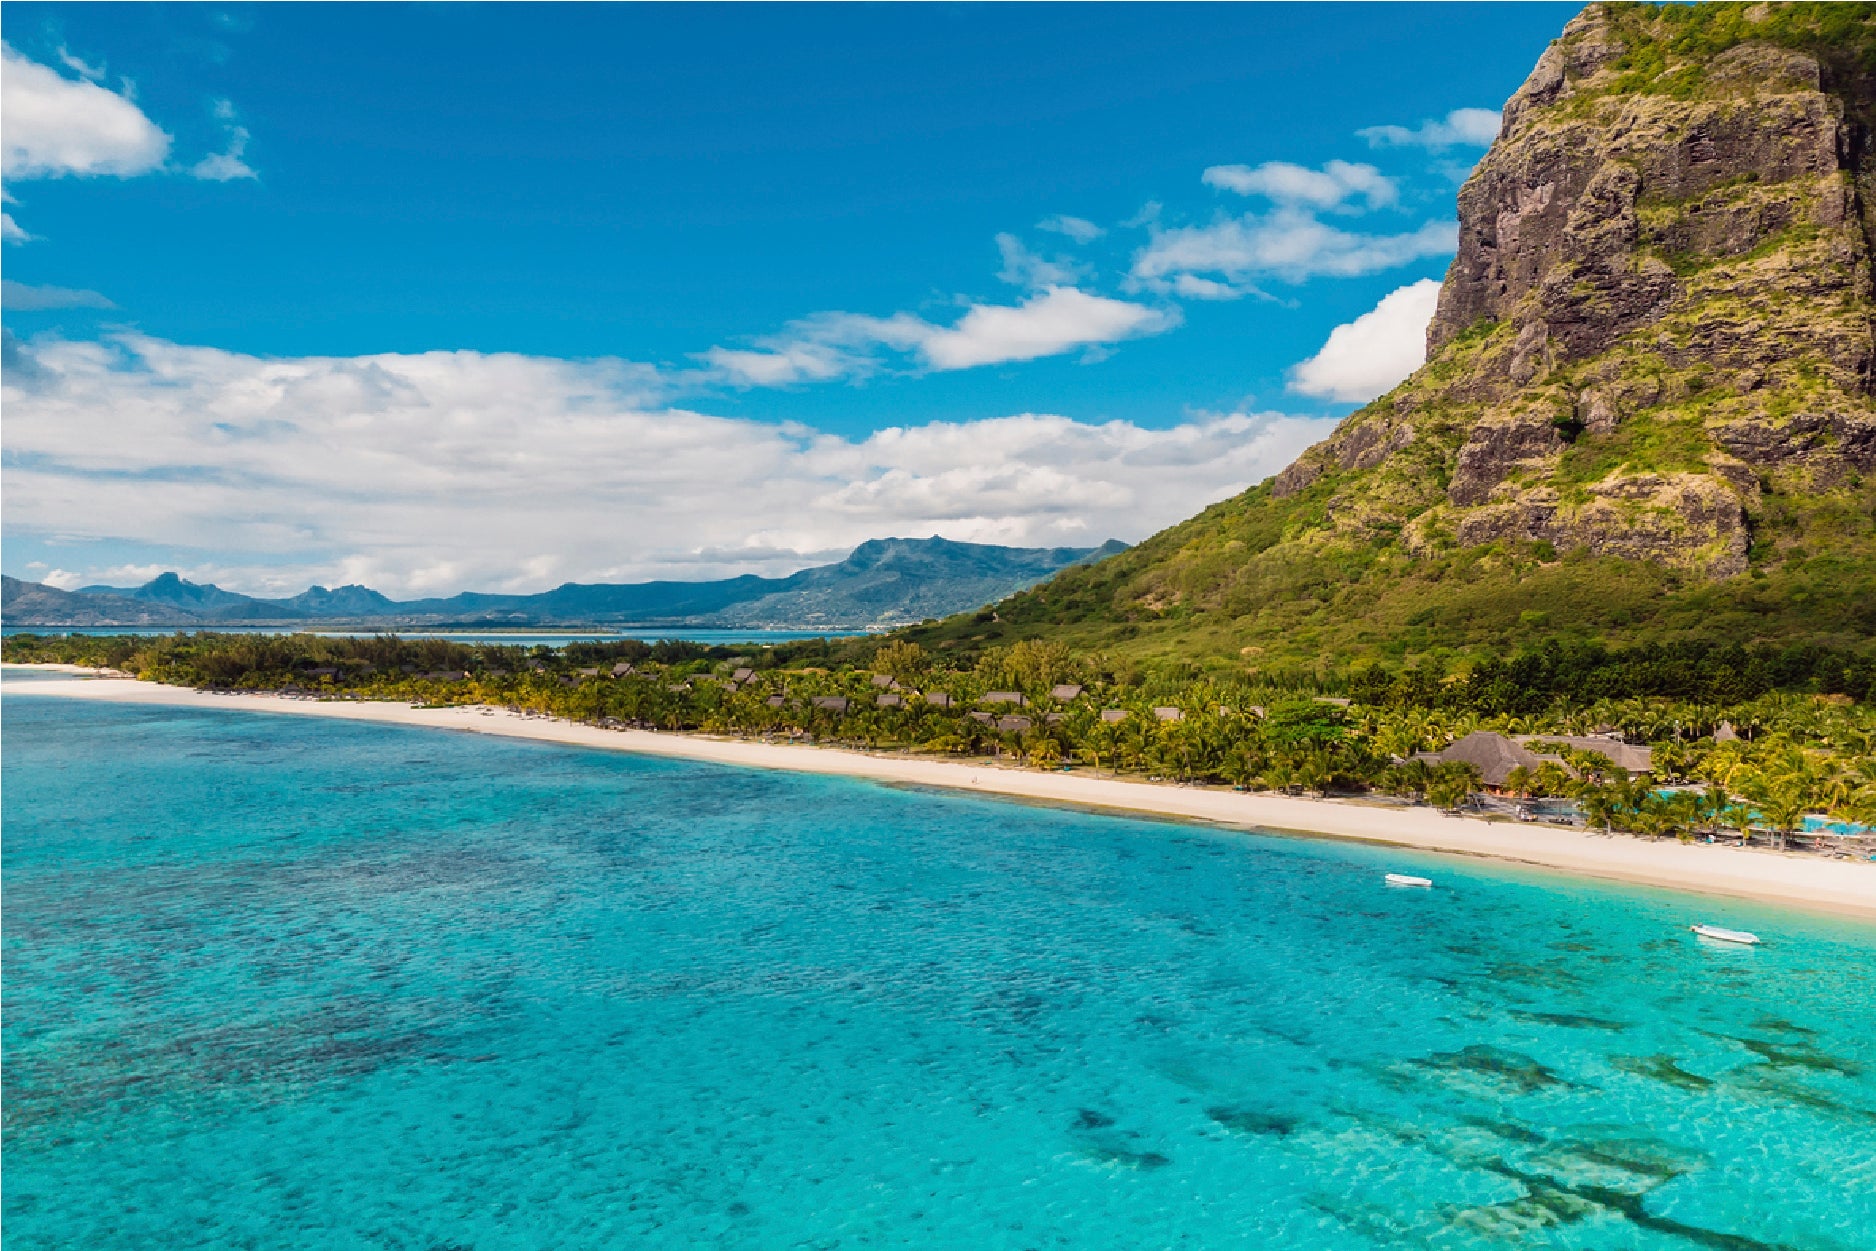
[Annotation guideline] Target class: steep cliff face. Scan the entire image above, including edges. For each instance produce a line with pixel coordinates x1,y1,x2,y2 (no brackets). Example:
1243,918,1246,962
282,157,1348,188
911,3,1876,666
1274,2,1875,583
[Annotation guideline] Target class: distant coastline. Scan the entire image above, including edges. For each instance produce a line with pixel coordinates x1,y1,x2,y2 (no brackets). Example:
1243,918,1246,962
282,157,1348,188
10,665,1875,921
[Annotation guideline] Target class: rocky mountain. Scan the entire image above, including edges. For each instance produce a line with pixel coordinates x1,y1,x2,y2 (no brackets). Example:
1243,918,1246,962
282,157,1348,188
711,537,1129,628
77,572,313,622
2,537,1124,630
910,2,1876,668
1,576,189,628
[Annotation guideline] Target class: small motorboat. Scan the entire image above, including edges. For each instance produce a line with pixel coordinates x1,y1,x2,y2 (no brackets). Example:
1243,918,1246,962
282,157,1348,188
1691,924,1761,945
1385,873,1433,888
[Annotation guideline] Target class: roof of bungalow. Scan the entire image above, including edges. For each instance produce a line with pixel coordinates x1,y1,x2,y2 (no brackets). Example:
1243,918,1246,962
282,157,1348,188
612,662,635,676
733,668,755,682
870,673,895,687
981,691,1026,705
876,693,902,707
811,695,849,711
925,692,953,707
1512,734,1653,773
766,695,786,707
1429,731,1548,788
1101,709,1128,722
577,667,600,677
1050,684,1084,700
996,715,1033,733
1153,706,1183,721
1714,721,1739,742
969,710,993,723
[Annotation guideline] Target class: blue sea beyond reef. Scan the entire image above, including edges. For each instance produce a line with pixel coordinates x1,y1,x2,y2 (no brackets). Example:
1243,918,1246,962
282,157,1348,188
4,678,1875,1249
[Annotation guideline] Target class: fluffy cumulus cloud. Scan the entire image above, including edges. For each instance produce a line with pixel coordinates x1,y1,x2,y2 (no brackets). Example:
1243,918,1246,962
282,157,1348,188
2,333,1333,596
1201,160,1396,212
1357,107,1502,151
919,287,1175,370
1288,278,1442,403
1130,157,1455,297
703,287,1175,386
1133,211,1455,293
1,42,171,178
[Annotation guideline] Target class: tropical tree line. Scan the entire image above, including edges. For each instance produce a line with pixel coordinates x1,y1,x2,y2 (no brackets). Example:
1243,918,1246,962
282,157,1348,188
7,631,1872,845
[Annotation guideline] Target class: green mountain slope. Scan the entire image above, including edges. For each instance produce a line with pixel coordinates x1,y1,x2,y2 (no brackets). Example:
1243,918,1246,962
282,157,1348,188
906,2,1876,674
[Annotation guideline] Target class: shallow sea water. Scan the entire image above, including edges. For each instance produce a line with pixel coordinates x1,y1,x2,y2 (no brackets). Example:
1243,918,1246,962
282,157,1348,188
5,687,1875,1249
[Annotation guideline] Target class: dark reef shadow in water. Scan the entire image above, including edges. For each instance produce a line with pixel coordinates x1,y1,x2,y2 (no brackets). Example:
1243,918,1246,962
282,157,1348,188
1610,1053,1714,1092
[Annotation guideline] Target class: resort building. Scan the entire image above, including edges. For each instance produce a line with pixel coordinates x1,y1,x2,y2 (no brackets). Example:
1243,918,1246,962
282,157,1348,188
1420,731,1546,789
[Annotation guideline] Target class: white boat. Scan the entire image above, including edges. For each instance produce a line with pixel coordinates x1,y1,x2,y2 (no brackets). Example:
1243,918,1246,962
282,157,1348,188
1385,873,1433,888
1691,924,1761,945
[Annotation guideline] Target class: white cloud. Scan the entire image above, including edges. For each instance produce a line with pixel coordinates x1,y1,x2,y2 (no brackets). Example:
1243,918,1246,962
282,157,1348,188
699,310,926,387
994,232,1085,288
702,287,1174,386
1202,160,1396,212
1,333,1331,596
701,340,859,388
191,98,256,181
2,211,33,243
918,286,1176,370
1,43,171,178
56,46,107,82
1132,208,1455,293
1357,107,1501,151
1287,277,1441,403
47,563,163,590
1170,274,1242,301
1037,214,1104,244
0,279,114,310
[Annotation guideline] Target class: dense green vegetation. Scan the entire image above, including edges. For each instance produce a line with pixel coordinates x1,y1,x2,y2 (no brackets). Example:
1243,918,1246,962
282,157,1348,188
9,631,1872,848
1592,1,1876,101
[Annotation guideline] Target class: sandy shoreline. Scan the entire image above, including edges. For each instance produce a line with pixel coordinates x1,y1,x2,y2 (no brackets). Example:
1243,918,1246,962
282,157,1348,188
8,666,1875,920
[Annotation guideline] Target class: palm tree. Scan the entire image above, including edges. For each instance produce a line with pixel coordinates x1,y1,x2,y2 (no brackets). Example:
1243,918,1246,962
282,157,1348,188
1426,763,1481,812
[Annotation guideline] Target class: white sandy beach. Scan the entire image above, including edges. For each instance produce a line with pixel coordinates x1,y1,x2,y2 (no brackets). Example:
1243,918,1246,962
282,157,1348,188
8,666,1876,920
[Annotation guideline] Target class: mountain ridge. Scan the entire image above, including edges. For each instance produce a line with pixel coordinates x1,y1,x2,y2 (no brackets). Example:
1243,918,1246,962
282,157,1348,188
2,536,1126,630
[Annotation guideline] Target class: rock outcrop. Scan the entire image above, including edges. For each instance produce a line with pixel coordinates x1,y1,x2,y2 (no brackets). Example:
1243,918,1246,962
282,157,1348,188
1265,1,1876,579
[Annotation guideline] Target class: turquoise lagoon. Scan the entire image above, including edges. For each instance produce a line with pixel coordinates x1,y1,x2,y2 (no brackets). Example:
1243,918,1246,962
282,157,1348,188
4,683,1874,1249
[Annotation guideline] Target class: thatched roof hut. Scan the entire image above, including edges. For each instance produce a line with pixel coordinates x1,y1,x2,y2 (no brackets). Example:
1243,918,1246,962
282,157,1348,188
1427,731,1545,788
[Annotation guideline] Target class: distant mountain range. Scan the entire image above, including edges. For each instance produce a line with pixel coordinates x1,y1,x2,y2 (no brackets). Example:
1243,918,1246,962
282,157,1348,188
1,536,1126,630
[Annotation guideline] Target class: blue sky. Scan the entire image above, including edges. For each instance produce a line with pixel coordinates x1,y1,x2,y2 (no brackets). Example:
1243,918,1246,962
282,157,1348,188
2,3,1577,595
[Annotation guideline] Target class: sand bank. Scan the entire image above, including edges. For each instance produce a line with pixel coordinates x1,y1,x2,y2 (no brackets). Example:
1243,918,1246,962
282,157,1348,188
8,668,1875,920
